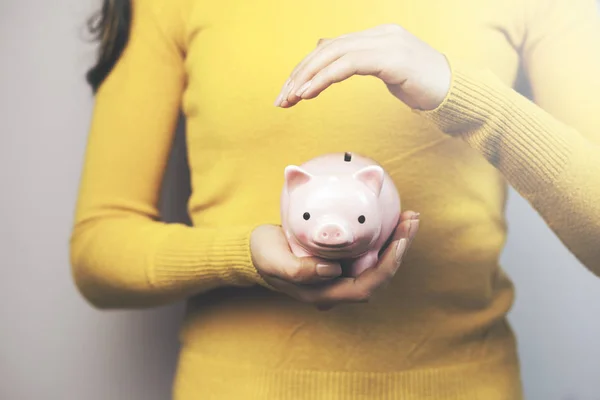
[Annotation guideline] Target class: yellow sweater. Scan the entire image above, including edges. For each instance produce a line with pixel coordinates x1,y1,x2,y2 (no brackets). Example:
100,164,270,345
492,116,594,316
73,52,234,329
71,0,600,398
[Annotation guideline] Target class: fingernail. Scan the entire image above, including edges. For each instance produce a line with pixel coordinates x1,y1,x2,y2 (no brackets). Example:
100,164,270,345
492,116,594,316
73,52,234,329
274,93,284,107
275,79,293,106
408,219,419,241
295,80,312,97
317,263,341,277
283,79,295,99
395,239,407,265
411,212,420,220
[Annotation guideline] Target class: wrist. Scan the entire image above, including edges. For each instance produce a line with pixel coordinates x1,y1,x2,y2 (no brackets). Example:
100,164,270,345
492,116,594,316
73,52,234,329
419,52,452,111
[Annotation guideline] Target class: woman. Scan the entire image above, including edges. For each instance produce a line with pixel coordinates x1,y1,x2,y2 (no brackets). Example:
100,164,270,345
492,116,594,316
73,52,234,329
71,0,600,398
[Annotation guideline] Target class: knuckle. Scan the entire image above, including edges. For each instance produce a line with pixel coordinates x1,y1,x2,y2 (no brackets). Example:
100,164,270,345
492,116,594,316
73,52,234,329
327,42,343,56
316,303,334,311
295,290,311,303
379,280,391,291
382,23,403,33
309,71,325,86
382,266,397,281
285,265,304,282
354,288,373,302
383,54,404,70
389,35,406,48
303,294,319,304
336,56,353,71
316,69,334,86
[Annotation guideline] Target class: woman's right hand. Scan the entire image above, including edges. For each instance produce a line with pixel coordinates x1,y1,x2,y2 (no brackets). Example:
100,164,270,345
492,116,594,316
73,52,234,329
250,211,419,310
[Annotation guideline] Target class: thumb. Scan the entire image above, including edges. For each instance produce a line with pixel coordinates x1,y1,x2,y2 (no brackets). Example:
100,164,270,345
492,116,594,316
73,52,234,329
317,37,333,46
255,225,342,284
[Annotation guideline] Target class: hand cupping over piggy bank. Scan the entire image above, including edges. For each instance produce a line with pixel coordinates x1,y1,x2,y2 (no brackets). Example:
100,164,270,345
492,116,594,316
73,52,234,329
280,152,401,277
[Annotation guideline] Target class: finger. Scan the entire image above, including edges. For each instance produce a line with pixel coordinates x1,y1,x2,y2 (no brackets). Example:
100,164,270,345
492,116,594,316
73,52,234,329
399,210,421,223
276,31,381,107
265,278,342,312
282,37,382,107
275,25,398,106
267,254,342,285
374,23,405,35
324,242,406,302
289,50,384,103
316,303,335,311
266,275,337,304
269,240,405,305
297,213,421,304
290,31,369,80
313,26,388,49
392,210,420,244
294,30,386,83
380,210,420,249
313,25,385,47
274,37,339,107
290,37,332,78
265,276,311,302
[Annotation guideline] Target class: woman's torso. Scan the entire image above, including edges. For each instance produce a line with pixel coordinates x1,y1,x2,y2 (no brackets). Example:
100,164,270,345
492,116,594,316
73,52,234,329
173,0,525,398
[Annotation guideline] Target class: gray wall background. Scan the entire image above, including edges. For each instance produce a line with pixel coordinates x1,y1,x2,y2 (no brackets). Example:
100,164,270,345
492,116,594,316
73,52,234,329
1,1,599,399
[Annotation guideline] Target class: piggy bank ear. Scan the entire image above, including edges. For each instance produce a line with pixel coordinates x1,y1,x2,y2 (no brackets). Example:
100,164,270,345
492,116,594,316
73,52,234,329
353,165,385,196
284,165,313,192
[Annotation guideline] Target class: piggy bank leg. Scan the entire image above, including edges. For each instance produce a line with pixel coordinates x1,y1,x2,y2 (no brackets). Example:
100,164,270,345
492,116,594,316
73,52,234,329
349,251,379,276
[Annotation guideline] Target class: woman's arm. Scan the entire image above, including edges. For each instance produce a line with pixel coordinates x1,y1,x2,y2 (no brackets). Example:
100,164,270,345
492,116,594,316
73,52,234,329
419,0,600,274
71,0,266,309
274,2,599,275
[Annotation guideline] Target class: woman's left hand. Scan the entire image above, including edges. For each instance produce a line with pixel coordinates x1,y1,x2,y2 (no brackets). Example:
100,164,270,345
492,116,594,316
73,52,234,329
274,24,451,111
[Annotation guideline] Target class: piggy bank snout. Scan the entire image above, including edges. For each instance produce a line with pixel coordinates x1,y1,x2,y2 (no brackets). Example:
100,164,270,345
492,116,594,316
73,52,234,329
313,223,353,247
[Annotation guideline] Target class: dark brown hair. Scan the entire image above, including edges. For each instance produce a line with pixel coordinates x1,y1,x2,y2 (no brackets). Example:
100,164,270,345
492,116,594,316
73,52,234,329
86,0,132,93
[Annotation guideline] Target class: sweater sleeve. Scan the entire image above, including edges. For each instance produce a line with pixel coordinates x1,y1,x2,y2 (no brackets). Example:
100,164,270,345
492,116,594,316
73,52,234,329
417,0,600,275
70,0,267,309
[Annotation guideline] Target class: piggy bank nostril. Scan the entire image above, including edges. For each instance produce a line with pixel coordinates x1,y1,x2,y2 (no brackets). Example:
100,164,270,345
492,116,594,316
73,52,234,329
315,225,351,244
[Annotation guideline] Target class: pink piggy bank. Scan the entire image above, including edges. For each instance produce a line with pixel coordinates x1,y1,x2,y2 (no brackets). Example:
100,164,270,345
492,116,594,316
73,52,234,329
280,152,401,277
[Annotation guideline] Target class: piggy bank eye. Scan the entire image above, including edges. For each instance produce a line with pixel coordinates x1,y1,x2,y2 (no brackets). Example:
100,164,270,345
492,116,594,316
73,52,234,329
303,212,311,220
358,215,366,224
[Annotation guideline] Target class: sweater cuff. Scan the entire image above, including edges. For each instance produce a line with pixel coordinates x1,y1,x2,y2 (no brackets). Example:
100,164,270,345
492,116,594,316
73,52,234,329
150,224,273,290
415,58,576,195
